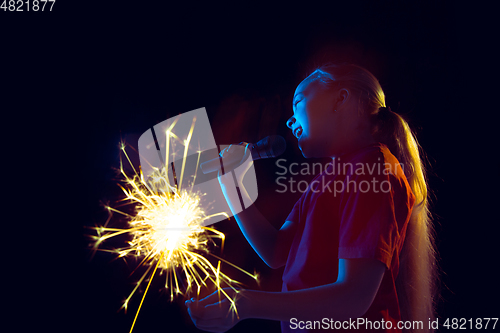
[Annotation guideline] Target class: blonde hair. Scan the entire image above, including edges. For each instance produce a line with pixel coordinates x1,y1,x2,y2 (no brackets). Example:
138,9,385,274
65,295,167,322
313,63,438,332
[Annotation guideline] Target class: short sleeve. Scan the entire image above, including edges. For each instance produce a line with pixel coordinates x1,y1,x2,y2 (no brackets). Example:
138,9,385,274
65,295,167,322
338,172,399,269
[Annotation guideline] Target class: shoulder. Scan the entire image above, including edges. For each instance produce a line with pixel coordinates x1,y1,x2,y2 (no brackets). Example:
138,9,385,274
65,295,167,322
339,143,405,178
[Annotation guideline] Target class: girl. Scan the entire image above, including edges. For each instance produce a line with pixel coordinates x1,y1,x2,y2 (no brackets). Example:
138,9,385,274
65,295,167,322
186,63,438,332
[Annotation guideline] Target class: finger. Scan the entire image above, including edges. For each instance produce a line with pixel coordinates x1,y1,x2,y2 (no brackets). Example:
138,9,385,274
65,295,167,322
191,300,230,320
243,143,252,158
198,289,231,307
188,306,228,332
187,307,201,323
185,296,200,307
219,146,228,158
198,290,219,303
188,310,207,324
187,299,217,316
186,300,204,318
203,301,231,318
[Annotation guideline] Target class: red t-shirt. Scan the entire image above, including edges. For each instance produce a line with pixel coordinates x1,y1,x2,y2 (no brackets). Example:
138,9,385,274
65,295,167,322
281,143,415,333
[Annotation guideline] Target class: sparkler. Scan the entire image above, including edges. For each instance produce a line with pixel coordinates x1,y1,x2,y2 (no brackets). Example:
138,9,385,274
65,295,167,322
88,117,259,332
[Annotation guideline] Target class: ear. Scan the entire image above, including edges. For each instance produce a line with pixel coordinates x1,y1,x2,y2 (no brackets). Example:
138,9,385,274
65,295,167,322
337,88,349,107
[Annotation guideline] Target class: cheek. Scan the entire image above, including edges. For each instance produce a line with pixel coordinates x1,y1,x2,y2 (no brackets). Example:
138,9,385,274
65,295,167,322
311,114,336,137
301,109,320,132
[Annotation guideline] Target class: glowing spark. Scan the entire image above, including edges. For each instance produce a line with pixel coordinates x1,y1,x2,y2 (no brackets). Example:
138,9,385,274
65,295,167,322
88,118,259,332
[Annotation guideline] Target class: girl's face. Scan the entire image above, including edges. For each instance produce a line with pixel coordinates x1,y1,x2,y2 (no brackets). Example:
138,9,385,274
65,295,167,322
287,77,343,158
287,76,372,159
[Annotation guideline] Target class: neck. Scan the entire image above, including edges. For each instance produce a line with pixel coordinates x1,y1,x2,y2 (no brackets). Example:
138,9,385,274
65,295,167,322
331,135,377,161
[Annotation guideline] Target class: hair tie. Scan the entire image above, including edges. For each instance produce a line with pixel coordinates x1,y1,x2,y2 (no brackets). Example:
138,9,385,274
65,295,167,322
379,106,392,114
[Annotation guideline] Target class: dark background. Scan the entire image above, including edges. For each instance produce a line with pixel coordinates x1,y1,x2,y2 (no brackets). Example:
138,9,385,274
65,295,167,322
3,1,498,332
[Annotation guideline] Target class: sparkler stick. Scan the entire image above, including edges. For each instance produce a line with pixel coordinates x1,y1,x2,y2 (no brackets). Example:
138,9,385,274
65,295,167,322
129,250,165,333
88,117,259,332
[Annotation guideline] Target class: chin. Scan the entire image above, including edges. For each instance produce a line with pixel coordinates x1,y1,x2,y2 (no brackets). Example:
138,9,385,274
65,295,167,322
297,141,309,158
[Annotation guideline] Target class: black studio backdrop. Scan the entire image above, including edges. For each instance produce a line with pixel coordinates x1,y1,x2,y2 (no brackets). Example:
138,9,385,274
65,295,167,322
3,1,497,332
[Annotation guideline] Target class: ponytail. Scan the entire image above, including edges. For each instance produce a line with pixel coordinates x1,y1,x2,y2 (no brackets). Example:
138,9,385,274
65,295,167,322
373,107,438,332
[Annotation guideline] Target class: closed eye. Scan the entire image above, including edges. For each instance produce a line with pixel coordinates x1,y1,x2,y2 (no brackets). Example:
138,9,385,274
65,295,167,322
293,98,303,109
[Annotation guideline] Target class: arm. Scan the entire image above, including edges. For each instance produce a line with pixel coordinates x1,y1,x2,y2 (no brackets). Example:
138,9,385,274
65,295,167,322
218,144,296,269
233,208,297,269
187,258,386,331
243,258,386,321
225,186,296,269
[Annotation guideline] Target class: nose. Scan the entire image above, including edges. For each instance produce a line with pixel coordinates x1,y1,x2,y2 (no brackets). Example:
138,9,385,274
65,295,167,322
286,116,296,129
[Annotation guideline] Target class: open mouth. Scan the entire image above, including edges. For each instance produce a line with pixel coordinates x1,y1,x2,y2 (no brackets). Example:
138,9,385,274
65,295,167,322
293,126,303,139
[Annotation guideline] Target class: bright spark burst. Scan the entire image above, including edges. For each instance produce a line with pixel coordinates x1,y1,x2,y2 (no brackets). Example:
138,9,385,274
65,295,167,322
88,118,259,332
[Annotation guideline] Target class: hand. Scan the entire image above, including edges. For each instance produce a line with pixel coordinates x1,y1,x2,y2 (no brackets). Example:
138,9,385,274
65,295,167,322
185,288,247,332
217,142,253,185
